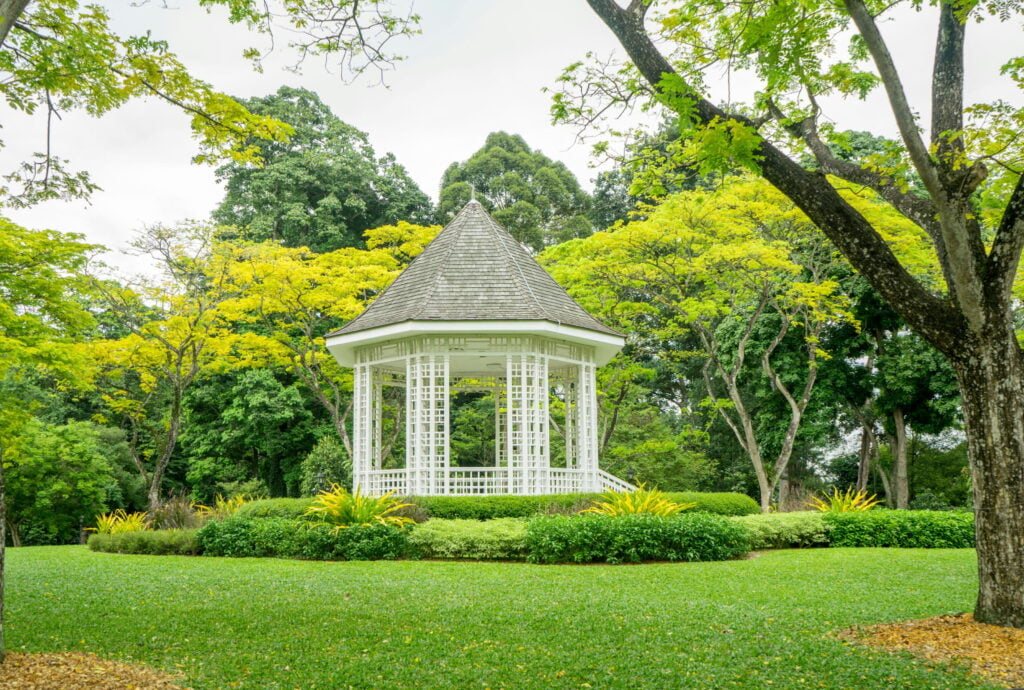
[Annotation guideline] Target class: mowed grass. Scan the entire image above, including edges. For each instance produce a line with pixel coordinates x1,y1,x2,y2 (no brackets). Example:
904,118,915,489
7,546,988,689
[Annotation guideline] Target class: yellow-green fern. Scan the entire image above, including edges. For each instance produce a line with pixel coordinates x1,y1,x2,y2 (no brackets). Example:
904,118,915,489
580,484,695,517
810,487,882,512
303,484,414,530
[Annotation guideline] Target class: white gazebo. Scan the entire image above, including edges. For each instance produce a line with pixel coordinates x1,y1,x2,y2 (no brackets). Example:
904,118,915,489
325,200,631,496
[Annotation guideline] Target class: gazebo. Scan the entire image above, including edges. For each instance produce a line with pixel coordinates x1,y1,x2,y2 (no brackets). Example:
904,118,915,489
325,200,631,496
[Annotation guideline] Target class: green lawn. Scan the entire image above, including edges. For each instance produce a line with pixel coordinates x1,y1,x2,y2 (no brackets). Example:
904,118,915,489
7,546,988,689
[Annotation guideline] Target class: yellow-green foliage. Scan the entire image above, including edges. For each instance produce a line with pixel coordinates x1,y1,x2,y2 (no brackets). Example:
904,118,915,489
580,485,695,517
92,509,149,534
303,485,414,530
810,487,883,513
197,494,249,521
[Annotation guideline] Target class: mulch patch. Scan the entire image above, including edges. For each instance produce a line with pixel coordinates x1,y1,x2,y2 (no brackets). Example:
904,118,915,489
840,613,1024,688
0,652,188,689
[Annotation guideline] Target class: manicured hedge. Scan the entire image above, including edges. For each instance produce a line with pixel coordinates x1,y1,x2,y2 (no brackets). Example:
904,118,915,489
196,517,409,560
409,518,527,560
87,529,201,556
731,512,830,550
824,510,975,548
233,491,759,523
665,492,760,516
525,514,750,564
234,497,315,520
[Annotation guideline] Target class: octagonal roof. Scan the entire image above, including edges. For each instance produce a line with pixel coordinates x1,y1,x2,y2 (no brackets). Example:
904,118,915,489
328,200,621,338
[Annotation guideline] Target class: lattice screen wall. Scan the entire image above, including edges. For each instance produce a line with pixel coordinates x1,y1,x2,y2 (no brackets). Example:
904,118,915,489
350,335,626,495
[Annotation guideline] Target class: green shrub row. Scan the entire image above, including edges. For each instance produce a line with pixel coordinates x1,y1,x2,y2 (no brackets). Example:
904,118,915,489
234,491,760,522
731,512,830,550
196,516,409,560
408,518,528,560
525,514,751,564
823,510,974,548
87,529,201,556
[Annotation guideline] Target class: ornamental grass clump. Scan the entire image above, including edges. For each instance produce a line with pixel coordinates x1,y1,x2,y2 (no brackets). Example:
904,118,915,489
810,487,883,512
580,484,695,517
303,484,414,530
91,509,149,535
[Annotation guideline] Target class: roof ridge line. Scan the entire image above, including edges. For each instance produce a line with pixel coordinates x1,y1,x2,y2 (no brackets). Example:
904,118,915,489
485,212,556,324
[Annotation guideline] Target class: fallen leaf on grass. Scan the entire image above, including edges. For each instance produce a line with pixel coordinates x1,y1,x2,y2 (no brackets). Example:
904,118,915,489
0,652,188,689
840,613,1024,688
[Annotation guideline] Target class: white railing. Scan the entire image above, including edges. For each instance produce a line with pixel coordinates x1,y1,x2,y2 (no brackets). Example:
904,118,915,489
358,467,634,496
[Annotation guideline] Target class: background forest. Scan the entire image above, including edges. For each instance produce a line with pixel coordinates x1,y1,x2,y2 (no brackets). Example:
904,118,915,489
3,87,969,546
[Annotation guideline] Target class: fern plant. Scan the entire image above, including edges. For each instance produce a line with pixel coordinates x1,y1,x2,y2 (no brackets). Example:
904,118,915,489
303,484,414,530
91,509,150,534
810,487,882,512
580,484,696,517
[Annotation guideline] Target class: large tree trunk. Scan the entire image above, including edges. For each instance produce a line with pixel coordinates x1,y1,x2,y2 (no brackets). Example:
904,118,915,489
0,0,30,50
890,408,909,509
956,335,1024,627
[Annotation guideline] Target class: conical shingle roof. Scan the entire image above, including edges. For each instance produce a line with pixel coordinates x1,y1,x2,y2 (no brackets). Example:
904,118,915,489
329,200,619,337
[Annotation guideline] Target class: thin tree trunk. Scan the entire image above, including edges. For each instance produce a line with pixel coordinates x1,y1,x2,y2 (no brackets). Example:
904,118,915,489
856,421,874,491
891,408,909,509
956,337,1024,627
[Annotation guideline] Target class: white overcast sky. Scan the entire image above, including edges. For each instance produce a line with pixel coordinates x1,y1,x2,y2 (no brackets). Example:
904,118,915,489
3,1,1021,273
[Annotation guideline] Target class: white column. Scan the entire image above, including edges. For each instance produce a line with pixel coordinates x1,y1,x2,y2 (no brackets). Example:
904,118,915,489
562,368,579,470
505,353,549,494
576,359,600,492
352,363,372,493
406,354,449,495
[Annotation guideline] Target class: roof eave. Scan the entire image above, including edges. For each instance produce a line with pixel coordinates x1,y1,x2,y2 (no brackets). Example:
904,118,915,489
326,320,625,367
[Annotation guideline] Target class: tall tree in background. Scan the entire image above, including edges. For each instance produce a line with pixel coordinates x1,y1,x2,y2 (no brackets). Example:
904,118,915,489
438,132,593,250
214,87,432,253
546,179,856,510
571,0,1024,626
87,224,238,511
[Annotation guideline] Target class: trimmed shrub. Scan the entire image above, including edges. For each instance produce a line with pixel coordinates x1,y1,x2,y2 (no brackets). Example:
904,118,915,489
196,516,409,560
234,498,315,520
665,492,760,516
409,519,527,560
88,529,200,556
232,491,759,522
409,494,588,520
824,510,975,548
525,513,750,564
731,512,830,549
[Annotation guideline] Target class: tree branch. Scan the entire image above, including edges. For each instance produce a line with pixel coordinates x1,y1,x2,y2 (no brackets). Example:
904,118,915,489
986,173,1024,302
842,0,943,198
585,0,967,355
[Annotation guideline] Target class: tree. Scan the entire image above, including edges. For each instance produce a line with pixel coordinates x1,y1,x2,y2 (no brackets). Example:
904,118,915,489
0,0,419,206
0,217,96,660
545,179,855,510
438,132,593,250
214,87,432,253
300,436,352,496
3,420,116,546
569,0,1024,628
87,223,237,511
181,369,318,501
213,222,439,457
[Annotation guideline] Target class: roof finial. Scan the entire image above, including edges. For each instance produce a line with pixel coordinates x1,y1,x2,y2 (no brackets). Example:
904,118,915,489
469,183,476,203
